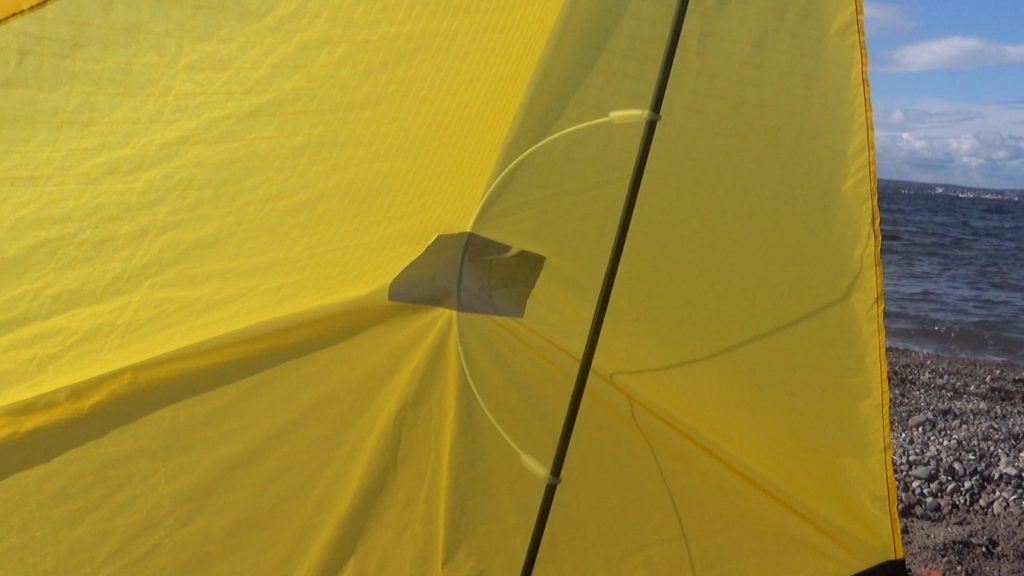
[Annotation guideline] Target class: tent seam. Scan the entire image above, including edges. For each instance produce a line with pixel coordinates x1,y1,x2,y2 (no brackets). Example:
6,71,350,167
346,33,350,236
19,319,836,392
853,0,903,559
0,290,404,445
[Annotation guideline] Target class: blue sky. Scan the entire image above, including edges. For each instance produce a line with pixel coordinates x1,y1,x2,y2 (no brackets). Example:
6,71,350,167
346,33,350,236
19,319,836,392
865,1,1024,189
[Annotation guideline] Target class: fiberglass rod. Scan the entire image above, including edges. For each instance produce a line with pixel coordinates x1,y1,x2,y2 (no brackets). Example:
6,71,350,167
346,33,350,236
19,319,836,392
518,0,692,574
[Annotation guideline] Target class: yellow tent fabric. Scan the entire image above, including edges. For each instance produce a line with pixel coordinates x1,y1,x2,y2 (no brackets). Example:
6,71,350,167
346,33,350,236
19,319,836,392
0,0,903,574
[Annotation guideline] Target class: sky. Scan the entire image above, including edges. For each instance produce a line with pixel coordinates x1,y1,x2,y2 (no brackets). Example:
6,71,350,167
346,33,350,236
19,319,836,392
865,0,1024,189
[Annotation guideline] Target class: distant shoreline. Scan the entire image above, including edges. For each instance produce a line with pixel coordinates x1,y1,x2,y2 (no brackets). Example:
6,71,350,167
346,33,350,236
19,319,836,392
879,178,1024,199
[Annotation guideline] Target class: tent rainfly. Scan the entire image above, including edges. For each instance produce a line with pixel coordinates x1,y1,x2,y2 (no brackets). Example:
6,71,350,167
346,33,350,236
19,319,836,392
0,0,905,574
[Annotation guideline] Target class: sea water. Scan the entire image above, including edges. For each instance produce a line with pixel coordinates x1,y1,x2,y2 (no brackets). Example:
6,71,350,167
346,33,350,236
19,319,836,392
878,180,1024,365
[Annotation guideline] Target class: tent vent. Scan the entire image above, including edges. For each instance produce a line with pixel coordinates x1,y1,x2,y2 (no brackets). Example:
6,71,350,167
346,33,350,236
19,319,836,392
388,232,545,318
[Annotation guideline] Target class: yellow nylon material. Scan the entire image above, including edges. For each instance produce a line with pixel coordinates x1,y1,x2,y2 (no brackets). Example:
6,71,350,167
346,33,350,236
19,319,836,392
549,2,903,571
0,0,563,405
0,0,901,574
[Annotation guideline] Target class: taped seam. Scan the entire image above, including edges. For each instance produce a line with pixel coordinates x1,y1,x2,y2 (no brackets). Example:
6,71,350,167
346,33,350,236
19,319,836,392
0,0,53,26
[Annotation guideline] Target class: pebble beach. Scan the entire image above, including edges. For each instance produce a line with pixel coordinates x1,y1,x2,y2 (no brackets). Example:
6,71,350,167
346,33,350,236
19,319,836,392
889,347,1024,576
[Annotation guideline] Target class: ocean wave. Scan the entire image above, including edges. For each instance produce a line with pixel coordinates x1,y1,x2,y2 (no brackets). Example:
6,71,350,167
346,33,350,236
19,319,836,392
879,179,1023,364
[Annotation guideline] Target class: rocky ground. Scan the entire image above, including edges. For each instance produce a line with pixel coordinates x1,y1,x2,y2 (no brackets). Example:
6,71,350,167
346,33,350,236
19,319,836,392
888,348,1024,576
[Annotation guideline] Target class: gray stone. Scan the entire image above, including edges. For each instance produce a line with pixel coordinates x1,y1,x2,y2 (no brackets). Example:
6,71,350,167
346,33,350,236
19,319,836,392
925,498,941,512
910,466,936,481
993,499,1007,515
909,414,931,428
952,460,966,476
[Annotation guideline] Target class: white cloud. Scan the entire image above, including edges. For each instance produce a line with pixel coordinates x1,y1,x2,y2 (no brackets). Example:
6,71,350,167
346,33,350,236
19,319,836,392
882,108,985,128
874,101,1024,187
874,101,1021,136
876,131,1024,188
880,36,1024,72
864,3,918,35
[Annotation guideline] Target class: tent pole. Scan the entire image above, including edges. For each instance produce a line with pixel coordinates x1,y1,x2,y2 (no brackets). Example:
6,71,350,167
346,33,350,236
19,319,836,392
519,1,692,574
